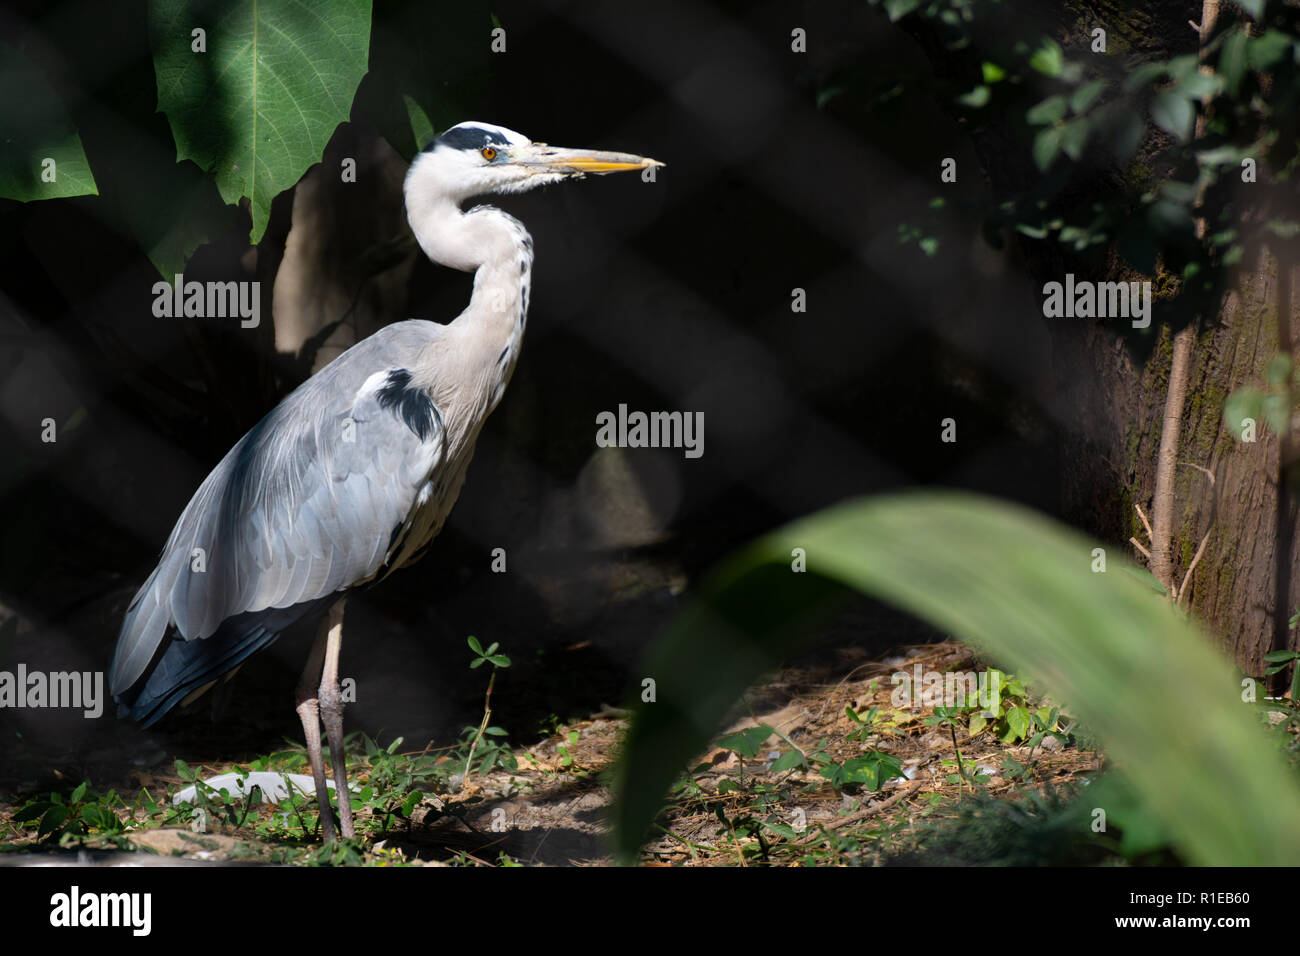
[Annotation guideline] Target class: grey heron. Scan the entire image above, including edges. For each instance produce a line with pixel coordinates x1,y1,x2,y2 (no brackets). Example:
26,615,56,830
110,122,661,841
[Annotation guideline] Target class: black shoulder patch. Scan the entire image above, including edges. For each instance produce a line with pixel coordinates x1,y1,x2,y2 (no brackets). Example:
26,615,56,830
376,369,441,441
428,125,513,153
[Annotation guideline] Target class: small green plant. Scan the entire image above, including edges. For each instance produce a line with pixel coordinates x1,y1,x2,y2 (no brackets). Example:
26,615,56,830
11,780,139,845
717,723,809,778
844,704,880,741
354,735,431,835
538,713,565,739
461,636,514,789
556,730,581,769
1265,630,1300,703
924,706,976,790
918,669,1075,753
818,751,906,792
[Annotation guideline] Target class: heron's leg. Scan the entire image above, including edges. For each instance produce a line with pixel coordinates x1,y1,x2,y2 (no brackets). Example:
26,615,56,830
317,599,354,839
295,618,335,843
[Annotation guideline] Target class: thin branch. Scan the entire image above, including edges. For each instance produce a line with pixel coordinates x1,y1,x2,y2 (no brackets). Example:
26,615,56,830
793,779,925,845
1151,329,1195,593
1177,461,1216,484
1175,462,1217,608
1135,503,1154,541
1129,537,1153,561
1178,533,1213,607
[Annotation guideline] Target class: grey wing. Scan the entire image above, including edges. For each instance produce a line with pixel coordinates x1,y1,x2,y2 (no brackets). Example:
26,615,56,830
110,320,447,700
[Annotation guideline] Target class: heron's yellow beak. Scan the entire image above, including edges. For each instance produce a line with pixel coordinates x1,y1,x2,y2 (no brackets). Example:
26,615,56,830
511,144,664,176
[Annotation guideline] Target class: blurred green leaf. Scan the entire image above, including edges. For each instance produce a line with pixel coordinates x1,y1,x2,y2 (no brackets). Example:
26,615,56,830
403,94,435,152
1265,354,1293,387
1060,119,1089,161
1224,387,1263,437
882,0,921,22
1124,61,1169,93
1247,30,1294,72
1029,38,1063,77
1112,109,1146,161
1120,564,1166,595
1087,774,1175,857
1262,393,1291,435
1265,219,1300,239
1197,144,1249,167
1026,95,1067,126
1032,127,1062,172
612,492,1300,865
1176,71,1222,101
1151,91,1194,142
1219,30,1249,96
0,40,99,201
1069,80,1105,114
981,61,1007,84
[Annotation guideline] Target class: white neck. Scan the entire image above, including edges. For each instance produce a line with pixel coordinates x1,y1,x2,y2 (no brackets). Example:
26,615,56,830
407,197,534,413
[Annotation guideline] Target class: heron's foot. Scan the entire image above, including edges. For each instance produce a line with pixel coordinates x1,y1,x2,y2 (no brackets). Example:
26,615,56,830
320,684,355,840
295,696,337,843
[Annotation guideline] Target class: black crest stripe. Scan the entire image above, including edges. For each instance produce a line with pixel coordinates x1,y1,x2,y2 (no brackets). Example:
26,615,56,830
428,125,513,153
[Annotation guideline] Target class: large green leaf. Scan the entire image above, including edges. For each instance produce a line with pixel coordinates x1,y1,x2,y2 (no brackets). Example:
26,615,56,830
149,0,372,243
0,40,98,201
612,491,1300,865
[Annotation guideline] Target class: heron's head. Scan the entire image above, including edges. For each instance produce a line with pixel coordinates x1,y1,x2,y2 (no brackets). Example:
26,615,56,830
404,121,662,206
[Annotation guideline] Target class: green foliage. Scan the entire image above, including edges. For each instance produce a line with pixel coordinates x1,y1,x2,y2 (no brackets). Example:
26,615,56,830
467,635,511,669
818,751,906,791
933,667,1074,748
10,780,133,845
460,636,516,786
875,0,983,39
716,724,775,759
555,730,581,770
1224,351,1300,440
862,0,1300,337
403,94,435,151
844,703,879,741
148,0,373,244
6,728,525,864
613,491,1300,865
350,734,433,832
0,40,98,201
0,2,416,273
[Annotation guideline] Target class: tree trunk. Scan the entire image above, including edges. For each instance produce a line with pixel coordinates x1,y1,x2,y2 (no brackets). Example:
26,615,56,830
1054,261,1295,672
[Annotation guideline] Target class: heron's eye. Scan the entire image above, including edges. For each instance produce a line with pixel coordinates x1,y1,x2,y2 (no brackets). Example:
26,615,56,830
481,147,497,161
